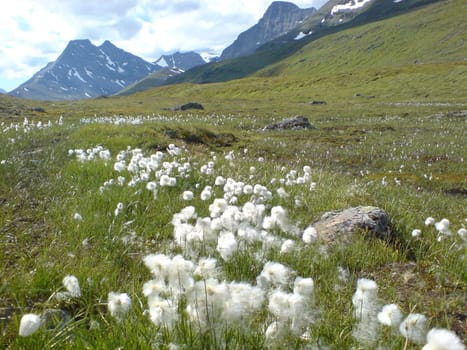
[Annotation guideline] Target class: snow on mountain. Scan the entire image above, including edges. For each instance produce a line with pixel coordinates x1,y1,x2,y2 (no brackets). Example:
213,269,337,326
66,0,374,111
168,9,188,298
330,0,373,15
154,51,207,71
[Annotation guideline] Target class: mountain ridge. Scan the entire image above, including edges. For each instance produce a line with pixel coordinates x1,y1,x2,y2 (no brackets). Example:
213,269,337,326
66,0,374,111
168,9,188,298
220,1,317,61
158,0,447,88
9,39,159,100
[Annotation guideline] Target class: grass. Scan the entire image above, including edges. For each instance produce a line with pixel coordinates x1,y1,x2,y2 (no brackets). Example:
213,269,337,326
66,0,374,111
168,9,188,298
1,0,466,348
0,106,465,348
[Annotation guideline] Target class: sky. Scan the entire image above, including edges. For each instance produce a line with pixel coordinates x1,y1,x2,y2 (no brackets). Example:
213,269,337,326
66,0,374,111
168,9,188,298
0,0,328,92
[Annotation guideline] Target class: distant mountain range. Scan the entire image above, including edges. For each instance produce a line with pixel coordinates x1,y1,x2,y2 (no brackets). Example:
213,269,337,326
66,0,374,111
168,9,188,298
9,40,210,100
7,0,445,100
0,88,6,94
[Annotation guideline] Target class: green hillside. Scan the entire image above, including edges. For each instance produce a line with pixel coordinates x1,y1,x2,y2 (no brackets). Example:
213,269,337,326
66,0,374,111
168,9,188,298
120,0,465,100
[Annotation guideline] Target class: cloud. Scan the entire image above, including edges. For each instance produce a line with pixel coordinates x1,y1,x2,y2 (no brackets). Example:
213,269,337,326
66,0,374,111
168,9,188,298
0,0,327,90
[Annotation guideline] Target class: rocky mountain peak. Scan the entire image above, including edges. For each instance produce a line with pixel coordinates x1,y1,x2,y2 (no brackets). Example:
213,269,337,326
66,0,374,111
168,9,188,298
220,1,316,60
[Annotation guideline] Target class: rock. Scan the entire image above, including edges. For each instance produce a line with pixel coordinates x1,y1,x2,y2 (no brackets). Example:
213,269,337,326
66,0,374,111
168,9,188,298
41,309,71,330
263,116,314,131
172,102,204,111
30,107,46,113
310,100,327,105
312,206,391,244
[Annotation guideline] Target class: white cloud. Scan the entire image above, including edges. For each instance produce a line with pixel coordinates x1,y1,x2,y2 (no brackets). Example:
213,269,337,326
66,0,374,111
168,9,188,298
0,0,327,91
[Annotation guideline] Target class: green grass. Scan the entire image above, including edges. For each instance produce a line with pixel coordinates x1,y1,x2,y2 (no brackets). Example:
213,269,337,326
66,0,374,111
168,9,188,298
1,108,465,348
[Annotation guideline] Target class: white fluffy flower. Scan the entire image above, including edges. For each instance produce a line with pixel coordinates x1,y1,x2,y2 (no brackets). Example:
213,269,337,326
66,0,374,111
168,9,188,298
399,313,428,344
435,219,451,235
280,239,296,254
148,298,178,329
277,187,289,198
19,313,42,337
352,278,379,320
377,304,403,327
257,261,292,289
108,292,132,321
200,187,212,201
302,226,318,244
73,212,83,221
457,228,467,241
194,257,218,279
422,328,466,350
63,275,81,298
217,231,238,260
425,217,436,226
182,191,194,201
411,229,422,237
293,277,314,297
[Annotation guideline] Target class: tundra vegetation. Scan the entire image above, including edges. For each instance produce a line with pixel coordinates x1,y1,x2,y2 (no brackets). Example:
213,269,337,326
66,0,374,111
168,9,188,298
0,0,466,348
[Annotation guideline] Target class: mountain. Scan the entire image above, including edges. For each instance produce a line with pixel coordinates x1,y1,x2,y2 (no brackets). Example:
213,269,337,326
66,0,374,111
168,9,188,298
283,0,443,41
116,67,185,96
220,1,317,61
116,51,212,96
160,0,445,87
0,88,6,94
154,51,208,71
9,39,159,100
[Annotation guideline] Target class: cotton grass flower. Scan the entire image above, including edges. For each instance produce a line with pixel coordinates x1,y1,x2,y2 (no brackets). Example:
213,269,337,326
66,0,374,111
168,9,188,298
73,212,83,221
280,239,296,254
411,229,422,238
377,303,403,327
216,231,238,260
19,313,42,336
422,328,466,350
148,298,178,329
425,217,436,226
257,261,293,289
293,277,314,297
63,275,81,297
458,228,467,241
352,278,380,346
108,292,132,321
182,191,194,201
114,202,124,216
435,218,451,235
302,226,318,244
399,313,428,345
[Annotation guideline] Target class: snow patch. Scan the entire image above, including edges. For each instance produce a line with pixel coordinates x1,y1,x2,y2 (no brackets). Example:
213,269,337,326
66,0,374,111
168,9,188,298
105,64,116,72
294,31,312,40
157,57,168,67
99,49,115,67
84,67,94,78
200,52,219,63
330,0,373,15
72,70,87,83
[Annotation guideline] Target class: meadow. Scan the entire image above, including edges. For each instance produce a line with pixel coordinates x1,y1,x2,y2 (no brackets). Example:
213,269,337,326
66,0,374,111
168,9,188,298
0,93,465,349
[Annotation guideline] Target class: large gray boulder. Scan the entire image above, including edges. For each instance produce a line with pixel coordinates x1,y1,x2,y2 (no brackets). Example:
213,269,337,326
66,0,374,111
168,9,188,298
263,115,314,131
312,206,391,244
